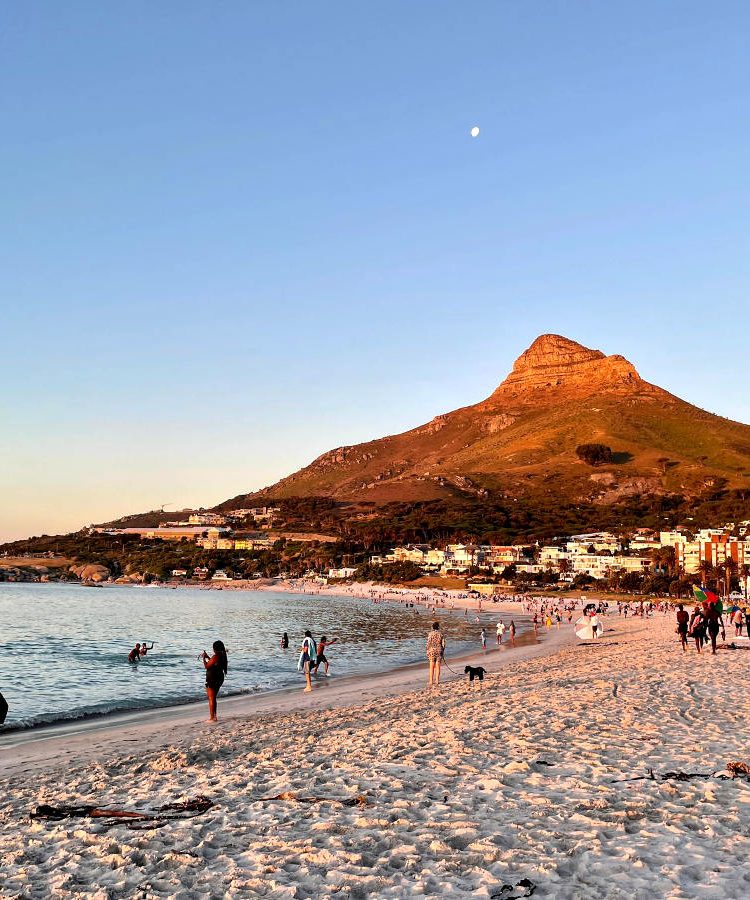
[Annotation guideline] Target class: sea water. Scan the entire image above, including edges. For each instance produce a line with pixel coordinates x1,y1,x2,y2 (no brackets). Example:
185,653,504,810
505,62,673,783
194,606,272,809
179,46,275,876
0,582,522,729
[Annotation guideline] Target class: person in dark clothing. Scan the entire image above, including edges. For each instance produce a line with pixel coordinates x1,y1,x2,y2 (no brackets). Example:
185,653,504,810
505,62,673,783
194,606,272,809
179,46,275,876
689,607,706,653
704,603,725,655
676,603,690,652
0,691,8,726
202,640,228,722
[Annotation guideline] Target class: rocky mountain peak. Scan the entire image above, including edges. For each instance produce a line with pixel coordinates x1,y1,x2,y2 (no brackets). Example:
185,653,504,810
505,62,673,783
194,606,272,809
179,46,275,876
511,334,605,374
489,334,644,400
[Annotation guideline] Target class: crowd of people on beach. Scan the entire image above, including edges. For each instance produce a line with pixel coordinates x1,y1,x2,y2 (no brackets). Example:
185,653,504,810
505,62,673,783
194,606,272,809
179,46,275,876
2,582,743,729
673,596,744,655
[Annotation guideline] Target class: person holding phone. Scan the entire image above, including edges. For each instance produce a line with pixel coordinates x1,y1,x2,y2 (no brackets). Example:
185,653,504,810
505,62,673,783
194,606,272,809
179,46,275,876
202,640,228,722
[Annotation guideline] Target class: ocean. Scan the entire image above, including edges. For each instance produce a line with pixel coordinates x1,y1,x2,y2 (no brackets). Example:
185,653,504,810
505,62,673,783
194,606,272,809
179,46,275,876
0,582,519,729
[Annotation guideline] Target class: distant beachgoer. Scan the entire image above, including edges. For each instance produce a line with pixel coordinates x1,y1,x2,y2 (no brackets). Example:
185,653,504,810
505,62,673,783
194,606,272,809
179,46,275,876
496,621,506,645
509,620,516,645
0,691,7,726
426,622,445,687
128,643,142,664
202,640,228,722
280,632,289,649
545,614,552,629
676,603,689,651
298,630,317,693
314,635,338,676
139,642,155,657
481,628,487,650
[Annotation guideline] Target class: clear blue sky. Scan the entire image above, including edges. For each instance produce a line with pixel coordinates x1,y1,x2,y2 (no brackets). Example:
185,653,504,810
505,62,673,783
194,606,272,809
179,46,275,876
2,1,749,541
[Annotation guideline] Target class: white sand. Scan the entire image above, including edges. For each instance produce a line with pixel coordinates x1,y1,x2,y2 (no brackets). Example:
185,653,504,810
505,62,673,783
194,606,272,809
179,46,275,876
2,615,749,898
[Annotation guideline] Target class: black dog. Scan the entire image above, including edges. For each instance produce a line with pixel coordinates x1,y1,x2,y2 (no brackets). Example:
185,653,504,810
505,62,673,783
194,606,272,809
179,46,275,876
464,665,486,683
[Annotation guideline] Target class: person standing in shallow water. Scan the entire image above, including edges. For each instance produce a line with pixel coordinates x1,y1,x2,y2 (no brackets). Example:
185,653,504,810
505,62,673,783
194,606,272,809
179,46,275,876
298,630,317,693
202,640,228,723
426,622,445,687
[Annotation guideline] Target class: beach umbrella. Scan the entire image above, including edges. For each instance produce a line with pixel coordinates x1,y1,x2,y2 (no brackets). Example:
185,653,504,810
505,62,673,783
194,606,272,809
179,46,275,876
693,584,722,614
574,616,595,640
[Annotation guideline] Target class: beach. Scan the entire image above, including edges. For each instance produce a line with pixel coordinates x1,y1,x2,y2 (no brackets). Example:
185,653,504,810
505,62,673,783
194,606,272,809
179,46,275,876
2,613,749,897
0,582,514,731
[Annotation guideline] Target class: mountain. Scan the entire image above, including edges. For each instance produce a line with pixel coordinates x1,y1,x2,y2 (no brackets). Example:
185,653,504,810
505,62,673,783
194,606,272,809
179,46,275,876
222,335,750,511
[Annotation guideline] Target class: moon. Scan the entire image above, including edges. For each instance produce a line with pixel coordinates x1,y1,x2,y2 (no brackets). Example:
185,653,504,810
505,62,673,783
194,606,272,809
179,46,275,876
470,126,480,138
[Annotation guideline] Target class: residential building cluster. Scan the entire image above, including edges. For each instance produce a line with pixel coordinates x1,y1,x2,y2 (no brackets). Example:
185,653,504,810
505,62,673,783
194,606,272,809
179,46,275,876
370,521,750,586
93,506,282,553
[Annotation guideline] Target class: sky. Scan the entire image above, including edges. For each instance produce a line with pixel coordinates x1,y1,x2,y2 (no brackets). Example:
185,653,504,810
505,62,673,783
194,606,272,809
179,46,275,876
1,1,749,542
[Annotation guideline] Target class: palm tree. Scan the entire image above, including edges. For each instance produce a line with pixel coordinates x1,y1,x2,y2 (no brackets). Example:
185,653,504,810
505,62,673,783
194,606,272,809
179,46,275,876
723,557,738,596
698,559,715,584
741,564,750,599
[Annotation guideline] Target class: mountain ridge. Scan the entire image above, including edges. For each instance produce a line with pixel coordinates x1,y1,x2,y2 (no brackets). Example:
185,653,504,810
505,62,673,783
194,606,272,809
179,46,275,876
218,334,750,511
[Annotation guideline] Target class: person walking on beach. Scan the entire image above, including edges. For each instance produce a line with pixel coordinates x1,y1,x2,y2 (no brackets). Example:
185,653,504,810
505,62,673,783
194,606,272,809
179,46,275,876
202,640,228,723
0,691,7,726
298,630,317,693
509,620,516,646
676,603,690,651
705,602,726,655
481,627,487,650
313,635,338,676
496,621,506,645
689,605,706,653
426,622,445,687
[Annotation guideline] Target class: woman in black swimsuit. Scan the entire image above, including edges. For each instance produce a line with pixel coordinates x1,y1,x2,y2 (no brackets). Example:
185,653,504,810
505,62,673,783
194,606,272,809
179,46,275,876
202,640,228,722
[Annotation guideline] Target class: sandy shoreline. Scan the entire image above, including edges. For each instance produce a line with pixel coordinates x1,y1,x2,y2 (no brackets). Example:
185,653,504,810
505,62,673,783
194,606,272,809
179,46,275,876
0,605,562,775
4,613,748,897
0,583,522,743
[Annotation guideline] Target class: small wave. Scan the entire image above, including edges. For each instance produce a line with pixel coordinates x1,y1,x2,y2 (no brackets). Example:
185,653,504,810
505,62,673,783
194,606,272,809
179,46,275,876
0,681,289,733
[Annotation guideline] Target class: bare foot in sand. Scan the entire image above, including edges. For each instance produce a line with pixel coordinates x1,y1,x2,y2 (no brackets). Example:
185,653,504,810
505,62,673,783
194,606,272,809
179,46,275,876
303,686,312,693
